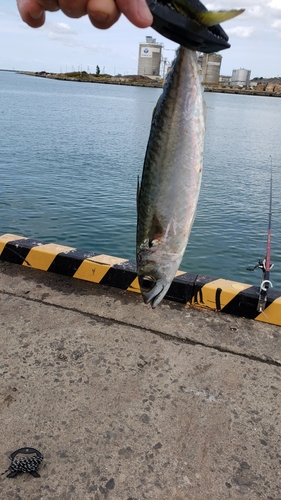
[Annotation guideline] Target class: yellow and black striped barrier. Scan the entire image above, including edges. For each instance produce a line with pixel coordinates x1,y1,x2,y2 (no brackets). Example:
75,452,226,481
1,233,281,326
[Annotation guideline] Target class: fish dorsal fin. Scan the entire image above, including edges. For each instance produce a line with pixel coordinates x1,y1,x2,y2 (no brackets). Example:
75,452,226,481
152,95,161,121
137,175,140,212
171,0,244,27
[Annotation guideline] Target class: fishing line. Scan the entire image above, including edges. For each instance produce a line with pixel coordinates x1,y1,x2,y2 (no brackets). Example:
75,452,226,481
246,156,274,312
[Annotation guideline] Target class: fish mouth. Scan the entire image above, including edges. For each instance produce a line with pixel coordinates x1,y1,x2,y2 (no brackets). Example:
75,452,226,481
138,275,169,309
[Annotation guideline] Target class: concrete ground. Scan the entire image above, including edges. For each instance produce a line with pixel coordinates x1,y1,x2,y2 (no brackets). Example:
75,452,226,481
0,260,281,500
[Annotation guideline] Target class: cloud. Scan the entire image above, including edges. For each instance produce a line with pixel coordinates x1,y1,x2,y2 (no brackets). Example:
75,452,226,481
47,32,76,46
46,22,77,36
86,44,115,55
207,0,275,7
46,30,116,55
227,26,255,38
40,18,117,56
206,1,251,9
0,5,19,17
45,21,79,45
43,21,114,54
205,0,281,43
206,0,281,16
269,0,281,9
246,6,263,18
271,19,281,30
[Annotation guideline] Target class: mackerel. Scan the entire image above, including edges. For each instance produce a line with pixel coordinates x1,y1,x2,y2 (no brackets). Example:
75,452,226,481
136,46,205,307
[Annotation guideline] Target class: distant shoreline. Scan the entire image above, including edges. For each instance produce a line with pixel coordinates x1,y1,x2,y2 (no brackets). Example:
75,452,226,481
5,70,281,97
204,87,281,98
19,71,164,88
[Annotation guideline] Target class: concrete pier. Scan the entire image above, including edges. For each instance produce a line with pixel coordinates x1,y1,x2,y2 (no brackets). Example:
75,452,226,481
0,261,281,500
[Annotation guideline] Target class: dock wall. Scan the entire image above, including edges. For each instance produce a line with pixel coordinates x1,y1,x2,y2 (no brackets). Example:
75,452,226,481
1,233,280,326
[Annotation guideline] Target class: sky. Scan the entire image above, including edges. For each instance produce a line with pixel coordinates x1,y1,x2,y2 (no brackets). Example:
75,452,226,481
0,1,281,78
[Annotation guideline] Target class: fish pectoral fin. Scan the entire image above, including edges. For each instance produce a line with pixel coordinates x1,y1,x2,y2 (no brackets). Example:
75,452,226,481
148,214,164,247
196,9,245,27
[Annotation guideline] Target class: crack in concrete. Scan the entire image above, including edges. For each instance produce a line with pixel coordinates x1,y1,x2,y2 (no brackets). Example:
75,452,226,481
1,290,281,368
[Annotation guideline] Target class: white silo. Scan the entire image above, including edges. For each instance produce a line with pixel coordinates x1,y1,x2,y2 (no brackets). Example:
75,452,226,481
231,69,251,87
200,53,222,84
138,36,163,77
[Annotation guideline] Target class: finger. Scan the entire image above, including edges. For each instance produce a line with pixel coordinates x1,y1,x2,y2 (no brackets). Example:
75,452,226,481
116,0,152,28
34,0,60,13
58,0,88,18
36,0,59,9
16,0,46,27
87,0,120,29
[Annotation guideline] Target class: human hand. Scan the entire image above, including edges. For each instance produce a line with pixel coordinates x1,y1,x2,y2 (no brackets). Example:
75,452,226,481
16,0,153,29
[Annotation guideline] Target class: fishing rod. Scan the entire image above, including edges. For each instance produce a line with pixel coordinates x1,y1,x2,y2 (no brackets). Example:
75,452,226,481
247,157,274,313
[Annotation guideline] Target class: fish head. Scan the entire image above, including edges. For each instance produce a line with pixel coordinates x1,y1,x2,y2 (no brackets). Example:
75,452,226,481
137,246,182,308
138,273,171,309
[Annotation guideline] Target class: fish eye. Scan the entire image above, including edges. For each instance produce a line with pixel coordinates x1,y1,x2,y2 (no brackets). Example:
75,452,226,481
139,276,156,292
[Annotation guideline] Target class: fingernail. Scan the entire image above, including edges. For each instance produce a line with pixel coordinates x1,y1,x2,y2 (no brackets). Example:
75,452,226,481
90,11,109,22
137,0,153,23
30,10,44,20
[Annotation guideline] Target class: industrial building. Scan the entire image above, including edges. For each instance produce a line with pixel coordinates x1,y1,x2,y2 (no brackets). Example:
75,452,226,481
198,53,222,84
138,36,163,77
231,68,251,87
219,75,232,84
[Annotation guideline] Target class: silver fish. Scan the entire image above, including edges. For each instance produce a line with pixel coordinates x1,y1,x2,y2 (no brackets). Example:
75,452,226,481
136,46,205,308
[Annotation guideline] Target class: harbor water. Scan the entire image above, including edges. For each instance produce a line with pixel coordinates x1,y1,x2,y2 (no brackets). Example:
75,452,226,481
1,70,281,287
